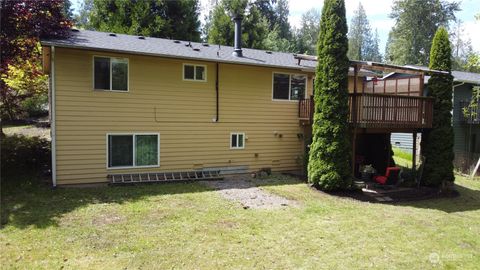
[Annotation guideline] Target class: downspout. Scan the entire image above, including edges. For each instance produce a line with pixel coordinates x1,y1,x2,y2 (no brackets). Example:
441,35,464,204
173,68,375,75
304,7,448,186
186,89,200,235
216,62,219,122
50,46,57,187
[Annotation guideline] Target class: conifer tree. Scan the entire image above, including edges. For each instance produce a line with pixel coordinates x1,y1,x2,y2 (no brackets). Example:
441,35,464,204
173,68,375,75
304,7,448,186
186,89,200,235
308,0,351,190
422,27,455,187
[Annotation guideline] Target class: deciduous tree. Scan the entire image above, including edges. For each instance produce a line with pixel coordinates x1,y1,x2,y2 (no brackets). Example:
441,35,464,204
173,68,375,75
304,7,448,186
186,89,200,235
0,0,71,121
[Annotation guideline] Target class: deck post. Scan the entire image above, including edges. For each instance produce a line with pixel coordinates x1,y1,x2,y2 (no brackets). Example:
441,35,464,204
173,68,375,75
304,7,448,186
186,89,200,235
351,65,358,177
412,132,417,172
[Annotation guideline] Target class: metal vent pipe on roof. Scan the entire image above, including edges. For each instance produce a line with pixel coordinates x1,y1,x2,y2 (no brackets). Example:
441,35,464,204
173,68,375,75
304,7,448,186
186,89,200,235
232,16,243,57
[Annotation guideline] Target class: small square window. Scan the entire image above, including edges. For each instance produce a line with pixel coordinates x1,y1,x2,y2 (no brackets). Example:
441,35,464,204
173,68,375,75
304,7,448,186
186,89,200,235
183,64,206,81
230,133,245,149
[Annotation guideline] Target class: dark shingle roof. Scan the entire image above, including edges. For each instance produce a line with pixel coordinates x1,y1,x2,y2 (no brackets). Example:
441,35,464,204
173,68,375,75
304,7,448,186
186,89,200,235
452,70,480,84
404,65,480,84
41,29,375,76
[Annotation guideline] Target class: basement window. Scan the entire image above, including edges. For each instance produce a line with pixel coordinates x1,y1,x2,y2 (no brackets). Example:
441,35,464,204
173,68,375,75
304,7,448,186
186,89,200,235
272,73,307,100
107,133,159,168
94,56,129,91
230,133,245,149
183,64,206,81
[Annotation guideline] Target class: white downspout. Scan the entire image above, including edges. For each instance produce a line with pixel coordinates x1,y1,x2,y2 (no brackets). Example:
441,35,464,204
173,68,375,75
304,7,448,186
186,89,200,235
51,46,57,187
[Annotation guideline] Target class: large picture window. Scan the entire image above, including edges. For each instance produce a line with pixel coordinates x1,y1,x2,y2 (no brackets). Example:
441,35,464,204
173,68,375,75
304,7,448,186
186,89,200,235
272,73,306,100
108,133,159,168
94,56,129,91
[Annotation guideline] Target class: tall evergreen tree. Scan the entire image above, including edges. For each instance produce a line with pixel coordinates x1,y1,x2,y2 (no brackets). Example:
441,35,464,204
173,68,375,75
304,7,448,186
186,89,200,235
422,27,455,187
347,3,381,61
88,0,201,41
293,8,321,55
308,0,351,190
206,0,269,49
385,0,459,65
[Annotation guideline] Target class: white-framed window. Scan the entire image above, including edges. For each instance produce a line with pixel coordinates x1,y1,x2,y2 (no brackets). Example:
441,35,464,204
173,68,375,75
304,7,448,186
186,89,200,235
230,132,245,149
272,72,307,101
183,63,207,81
94,56,129,91
107,133,159,169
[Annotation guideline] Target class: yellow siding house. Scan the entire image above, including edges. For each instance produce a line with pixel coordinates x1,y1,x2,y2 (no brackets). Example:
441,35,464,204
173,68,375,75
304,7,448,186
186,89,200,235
41,29,369,186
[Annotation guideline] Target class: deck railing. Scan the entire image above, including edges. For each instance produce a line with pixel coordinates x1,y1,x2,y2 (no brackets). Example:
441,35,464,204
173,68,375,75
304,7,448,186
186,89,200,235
299,93,434,129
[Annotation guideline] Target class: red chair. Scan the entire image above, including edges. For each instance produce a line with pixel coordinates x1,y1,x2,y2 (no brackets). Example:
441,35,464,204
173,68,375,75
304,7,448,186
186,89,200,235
373,167,401,185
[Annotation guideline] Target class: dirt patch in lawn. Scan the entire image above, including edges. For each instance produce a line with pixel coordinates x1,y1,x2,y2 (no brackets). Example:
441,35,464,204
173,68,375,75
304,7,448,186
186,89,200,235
201,175,298,209
91,212,125,226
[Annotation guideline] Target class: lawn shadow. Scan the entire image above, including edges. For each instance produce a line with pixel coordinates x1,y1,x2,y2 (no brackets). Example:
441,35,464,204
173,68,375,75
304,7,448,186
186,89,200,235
0,181,208,229
396,183,480,213
0,174,301,229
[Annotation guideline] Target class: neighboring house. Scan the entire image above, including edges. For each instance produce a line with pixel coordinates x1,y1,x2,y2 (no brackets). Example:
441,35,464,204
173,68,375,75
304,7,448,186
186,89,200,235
41,25,439,186
388,69,480,173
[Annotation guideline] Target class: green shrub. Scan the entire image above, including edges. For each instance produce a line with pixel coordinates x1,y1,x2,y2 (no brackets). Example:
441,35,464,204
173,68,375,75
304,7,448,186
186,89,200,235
1,134,51,187
22,94,48,118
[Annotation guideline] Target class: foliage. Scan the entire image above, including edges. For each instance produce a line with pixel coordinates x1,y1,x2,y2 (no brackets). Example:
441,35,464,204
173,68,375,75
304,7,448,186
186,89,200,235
308,0,351,190
293,8,321,55
450,20,475,71
463,86,480,121
206,0,271,50
88,0,201,41
347,3,382,62
463,53,480,73
73,0,94,30
422,27,455,187
385,0,459,65
1,45,48,119
1,134,51,187
254,0,291,40
0,0,71,121
22,95,49,118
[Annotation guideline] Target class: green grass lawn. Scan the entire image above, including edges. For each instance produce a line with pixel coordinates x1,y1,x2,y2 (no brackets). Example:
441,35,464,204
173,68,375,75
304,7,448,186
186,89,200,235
1,175,479,269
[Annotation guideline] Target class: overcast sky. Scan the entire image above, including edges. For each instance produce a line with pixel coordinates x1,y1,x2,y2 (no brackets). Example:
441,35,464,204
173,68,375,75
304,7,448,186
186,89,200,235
71,0,479,54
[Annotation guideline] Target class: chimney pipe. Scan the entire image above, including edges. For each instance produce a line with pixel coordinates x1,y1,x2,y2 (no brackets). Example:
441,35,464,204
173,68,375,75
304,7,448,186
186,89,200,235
232,16,243,57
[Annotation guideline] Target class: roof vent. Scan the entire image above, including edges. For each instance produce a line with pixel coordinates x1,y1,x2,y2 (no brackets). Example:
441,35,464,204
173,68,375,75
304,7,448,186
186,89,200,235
109,33,117,37
202,43,209,47
193,48,200,52
173,40,181,44
185,41,192,47
265,51,272,54
71,28,80,32
138,36,145,40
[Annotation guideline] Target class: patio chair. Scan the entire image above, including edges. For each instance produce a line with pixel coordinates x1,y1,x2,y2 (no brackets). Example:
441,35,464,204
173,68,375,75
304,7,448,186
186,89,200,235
373,167,401,185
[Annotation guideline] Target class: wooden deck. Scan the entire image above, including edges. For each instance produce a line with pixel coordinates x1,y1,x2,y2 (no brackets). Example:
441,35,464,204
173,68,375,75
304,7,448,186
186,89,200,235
299,93,434,130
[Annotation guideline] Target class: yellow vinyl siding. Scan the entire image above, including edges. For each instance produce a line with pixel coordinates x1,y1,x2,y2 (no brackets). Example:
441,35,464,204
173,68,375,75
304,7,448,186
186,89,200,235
54,48,312,184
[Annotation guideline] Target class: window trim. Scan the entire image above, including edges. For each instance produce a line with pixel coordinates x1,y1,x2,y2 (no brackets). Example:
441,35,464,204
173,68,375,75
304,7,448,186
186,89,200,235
182,63,207,82
230,132,245,150
106,132,160,170
271,72,308,102
93,56,130,92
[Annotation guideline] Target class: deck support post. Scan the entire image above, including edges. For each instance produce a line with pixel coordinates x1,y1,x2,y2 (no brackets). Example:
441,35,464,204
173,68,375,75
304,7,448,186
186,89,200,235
351,65,359,177
412,132,417,172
